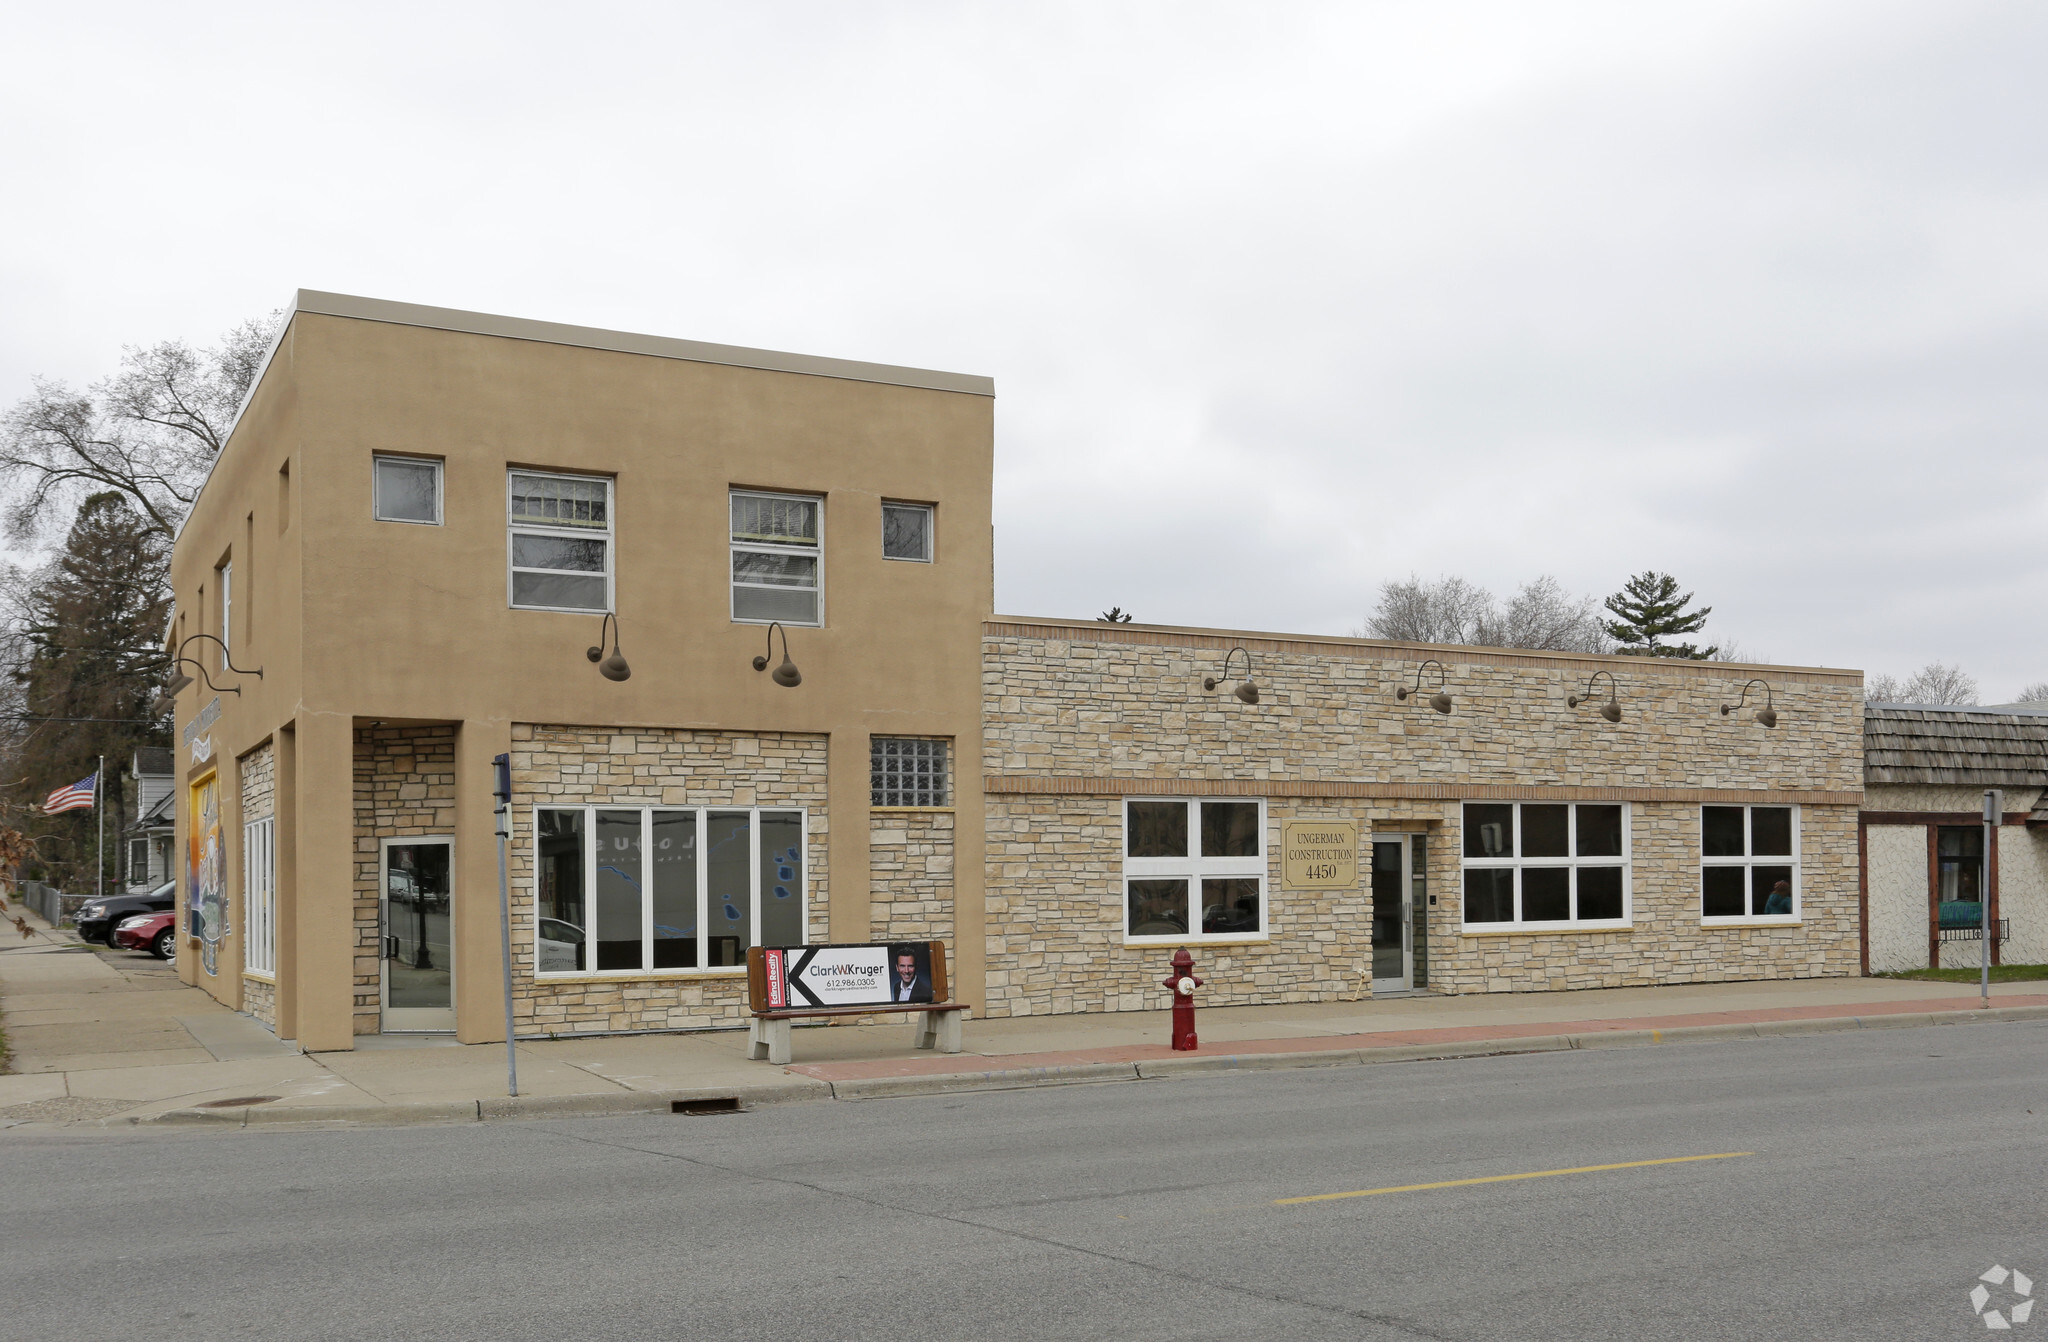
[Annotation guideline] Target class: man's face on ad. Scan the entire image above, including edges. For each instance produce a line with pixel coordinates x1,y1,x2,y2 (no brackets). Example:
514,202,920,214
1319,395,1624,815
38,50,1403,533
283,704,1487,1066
896,955,915,982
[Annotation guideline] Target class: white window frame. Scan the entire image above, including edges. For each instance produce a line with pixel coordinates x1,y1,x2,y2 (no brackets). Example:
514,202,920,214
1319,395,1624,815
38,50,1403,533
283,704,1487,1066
881,501,933,563
373,453,444,525
530,804,809,979
1699,803,1801,925
243,816,276,976
216,561,231,669
508,470,614,614
870,736,951,808
1458,801,1633,931
730,489,823,626
1121,797,1268,945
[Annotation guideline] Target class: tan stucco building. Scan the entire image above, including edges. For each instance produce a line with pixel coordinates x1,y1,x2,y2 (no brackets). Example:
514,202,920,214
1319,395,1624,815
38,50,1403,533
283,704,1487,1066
167,292,1868,1048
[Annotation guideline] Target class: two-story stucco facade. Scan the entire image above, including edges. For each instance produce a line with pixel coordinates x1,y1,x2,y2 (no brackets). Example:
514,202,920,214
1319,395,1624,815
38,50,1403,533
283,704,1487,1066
166,292,1866,1049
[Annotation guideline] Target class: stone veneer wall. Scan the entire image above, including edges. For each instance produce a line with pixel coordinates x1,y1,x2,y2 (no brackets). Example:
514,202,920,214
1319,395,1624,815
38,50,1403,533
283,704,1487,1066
980,625,1865,1016
238,741,276,1029
870,811,955,947
353,725,458,1034
506,725,828,1036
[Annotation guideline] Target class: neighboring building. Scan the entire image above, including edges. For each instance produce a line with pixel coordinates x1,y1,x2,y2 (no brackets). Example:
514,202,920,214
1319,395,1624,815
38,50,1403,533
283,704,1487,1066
1862,704,2048,972
124,748,175,892
165,291,1867,1048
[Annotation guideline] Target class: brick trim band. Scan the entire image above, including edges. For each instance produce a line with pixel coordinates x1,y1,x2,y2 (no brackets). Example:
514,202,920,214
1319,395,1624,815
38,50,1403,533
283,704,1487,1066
984,775,1861,805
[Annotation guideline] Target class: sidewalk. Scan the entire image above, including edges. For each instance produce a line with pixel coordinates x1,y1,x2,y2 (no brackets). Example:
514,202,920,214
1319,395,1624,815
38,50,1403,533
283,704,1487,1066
5,904,2044,1130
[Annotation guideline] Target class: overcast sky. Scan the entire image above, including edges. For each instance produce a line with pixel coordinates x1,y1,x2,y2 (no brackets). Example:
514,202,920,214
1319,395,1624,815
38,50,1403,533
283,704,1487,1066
4,2,2043,694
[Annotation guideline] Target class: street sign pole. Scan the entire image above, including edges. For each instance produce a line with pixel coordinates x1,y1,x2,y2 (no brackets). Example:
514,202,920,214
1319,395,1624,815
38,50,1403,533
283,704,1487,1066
494,753,518,1096
1981,789,1999,1008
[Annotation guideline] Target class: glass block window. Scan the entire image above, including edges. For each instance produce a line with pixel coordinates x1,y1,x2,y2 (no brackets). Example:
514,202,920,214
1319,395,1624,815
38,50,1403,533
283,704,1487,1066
871,737,950,808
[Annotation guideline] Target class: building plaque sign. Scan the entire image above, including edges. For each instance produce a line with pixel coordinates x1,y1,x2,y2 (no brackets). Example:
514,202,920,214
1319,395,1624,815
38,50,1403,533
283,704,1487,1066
1281,819,1359,889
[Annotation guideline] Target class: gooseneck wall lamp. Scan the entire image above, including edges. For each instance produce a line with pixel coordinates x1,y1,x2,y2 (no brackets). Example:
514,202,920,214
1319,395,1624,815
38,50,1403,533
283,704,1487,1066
752,622,802,688
150,657,238,716
1203,647,1259,705
176,633,263,680
1721,678,1779,728
585,612,631,681
1568,669,1624,723
1396,659,1454,715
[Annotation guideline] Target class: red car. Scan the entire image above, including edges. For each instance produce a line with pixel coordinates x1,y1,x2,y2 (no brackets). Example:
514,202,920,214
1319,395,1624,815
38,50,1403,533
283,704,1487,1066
112,911,177,961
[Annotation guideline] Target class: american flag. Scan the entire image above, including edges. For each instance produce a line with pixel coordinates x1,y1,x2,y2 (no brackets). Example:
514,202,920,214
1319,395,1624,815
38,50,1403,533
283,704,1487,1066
42,773,96,815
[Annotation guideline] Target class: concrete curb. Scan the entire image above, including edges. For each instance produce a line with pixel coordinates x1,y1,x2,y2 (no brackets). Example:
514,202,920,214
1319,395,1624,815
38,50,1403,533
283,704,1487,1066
126,1003,2048,1126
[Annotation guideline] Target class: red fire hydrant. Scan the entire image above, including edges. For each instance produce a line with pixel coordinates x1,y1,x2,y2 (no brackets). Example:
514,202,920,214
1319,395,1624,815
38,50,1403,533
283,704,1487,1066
1164,948,1203,1051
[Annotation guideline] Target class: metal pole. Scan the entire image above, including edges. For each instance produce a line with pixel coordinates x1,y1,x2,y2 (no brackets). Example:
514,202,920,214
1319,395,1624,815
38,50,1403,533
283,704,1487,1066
494,753,518,1097
1982,788,2000,1008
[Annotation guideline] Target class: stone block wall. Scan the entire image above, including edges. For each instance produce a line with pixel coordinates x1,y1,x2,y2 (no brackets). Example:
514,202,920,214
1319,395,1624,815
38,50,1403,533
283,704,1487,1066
979,624,1866,1014
870,810,955,947
505,724,828,1036
238,740,276,1028
983,624,1864,794
352,725,458,1034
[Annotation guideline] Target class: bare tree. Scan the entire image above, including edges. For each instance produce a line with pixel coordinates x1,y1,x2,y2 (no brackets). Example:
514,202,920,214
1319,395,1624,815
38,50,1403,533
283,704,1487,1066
2015,681,2048,704
1361,574,1612,652
1867,662,1978,705
1481,576,1613,653
0,315,277,544
1361,574,1496,645
1708,641,1771,664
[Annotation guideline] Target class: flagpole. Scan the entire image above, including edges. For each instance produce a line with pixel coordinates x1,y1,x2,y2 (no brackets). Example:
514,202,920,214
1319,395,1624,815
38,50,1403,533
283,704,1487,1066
96,756,104,901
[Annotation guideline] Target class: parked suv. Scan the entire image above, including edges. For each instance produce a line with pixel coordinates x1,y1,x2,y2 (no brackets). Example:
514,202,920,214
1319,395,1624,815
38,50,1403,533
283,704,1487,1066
75,880,175,946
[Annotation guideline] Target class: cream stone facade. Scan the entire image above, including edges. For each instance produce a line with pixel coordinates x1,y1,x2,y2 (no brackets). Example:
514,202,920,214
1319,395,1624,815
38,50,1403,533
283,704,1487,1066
979,622,1863,1017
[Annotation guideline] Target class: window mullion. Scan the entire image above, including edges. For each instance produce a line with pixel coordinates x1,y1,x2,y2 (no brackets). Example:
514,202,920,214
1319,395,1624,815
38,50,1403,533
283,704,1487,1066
696,806,710,967
748,806,762,952
640,808,654,970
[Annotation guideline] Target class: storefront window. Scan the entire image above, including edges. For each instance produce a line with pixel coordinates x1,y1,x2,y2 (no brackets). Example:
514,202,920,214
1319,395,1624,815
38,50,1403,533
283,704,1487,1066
1460,802,1630,929
534,805,805,975
1700,805,1799,921
1123,799,1266,942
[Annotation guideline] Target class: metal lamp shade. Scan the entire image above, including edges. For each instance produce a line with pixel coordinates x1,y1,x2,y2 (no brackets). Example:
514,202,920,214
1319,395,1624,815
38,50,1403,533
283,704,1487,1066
1599,700,1622,723
166,671,194,695
772,655,802,688
1428,691,1452,715
598,651,631,681
1755,707,1777,728
1234,681,1258,705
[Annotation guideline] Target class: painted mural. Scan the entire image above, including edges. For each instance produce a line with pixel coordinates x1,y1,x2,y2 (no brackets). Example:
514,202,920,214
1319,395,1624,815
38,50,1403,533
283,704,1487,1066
188,772,226,976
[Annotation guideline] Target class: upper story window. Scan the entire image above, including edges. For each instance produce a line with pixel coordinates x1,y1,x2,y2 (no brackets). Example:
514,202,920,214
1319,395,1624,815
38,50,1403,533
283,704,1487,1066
1701,805,1798,921
882,502,933,562
509,471,612,613
1124,798,1266,942
1461,802,1630,929
216,561,231,668
374,455,443,525
731,490,821,625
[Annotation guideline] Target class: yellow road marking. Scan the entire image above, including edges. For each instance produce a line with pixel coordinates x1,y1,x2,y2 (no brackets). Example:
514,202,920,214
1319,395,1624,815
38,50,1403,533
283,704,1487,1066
1273,1152,1754,1205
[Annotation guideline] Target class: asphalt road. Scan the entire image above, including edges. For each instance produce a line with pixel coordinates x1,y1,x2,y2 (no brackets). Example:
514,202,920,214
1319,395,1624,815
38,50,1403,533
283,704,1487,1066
6,1020,2047,1342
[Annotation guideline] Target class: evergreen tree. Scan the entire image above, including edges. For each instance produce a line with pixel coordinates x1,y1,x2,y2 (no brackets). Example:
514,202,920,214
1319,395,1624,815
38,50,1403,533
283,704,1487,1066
7,493,171,888
1602,571,1716,659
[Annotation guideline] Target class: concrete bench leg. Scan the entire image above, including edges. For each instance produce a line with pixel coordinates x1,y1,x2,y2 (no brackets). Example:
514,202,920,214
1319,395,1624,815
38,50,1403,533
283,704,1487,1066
748,1017,791,1065
913,1009,964,1054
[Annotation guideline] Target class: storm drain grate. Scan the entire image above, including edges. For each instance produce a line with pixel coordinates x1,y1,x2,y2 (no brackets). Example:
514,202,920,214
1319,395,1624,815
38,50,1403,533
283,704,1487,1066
671,1097,742,1115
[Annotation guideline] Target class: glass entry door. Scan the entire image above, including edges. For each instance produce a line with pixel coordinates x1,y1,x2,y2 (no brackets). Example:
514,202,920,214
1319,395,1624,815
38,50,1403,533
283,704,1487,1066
382,838,455,1031
1371,835,1428,995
